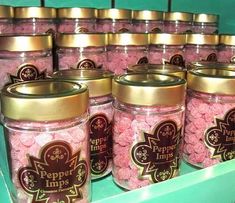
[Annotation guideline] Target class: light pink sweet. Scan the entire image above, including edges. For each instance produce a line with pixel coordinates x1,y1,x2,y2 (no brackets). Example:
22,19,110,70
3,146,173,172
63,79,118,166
0,19,13,33
163,21,192,33
218,45,235,63
192,23,218,34
133,20,163,33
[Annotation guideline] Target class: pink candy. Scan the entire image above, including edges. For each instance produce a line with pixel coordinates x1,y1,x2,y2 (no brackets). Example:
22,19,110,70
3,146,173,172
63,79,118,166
0,19,13,33
164,21,192,33
218,45,235,63
133,21,163,33
192,23,218,34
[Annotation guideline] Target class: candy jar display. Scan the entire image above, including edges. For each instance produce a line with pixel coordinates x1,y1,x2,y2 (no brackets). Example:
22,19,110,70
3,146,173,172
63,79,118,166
218,35,235,63
0,5,13,34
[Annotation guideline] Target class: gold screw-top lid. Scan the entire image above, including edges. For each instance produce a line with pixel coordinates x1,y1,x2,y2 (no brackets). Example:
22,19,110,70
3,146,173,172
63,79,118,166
0,34,52,51
112,73,186,106
150,33,186,45
128,64,186,79
193,13,218,23
56,33,107,47
163,11,193,22
57,7,97,18
132,10,163,20
187,68,235,95
108,33,148,46
219,35,235,46
186,34,219,45
188,61,235,70
0,6,14,18
14,7,56,18
98,8,132,20
1,80,89,121
52,69,113,97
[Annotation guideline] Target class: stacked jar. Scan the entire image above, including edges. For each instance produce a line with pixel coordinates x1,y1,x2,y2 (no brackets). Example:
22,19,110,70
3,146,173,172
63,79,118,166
53,69,113,180
218,35,235,63
0,5,13,34
149,33,186,68
112,73,186,190
97,8,132,33
132,10,163,33
1,80,90,203
56,33,107,70
107,33,148,74
183,68,235,168
57,7,97,33
0,34,53,90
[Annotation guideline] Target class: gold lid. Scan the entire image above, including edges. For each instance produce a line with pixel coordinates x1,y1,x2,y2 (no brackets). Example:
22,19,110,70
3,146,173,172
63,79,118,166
163,12,193,22
112,73,186,106
128,64,186,79
56,33,107,47
0,34,52,51
186,34,219,45
0,6,14,18
52,69,113,97
1,80,89,121
219,35,235,46
150,33,186,45
188,61,235,70
14,7,56,18
57,7,97,18
98,8,131,20
187,68,235,95
132,10,163,20
108,33,148,46
193,13,218,23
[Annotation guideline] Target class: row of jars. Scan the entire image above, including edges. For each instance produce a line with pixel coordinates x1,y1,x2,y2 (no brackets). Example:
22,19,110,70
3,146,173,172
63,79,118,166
3,65,235,202
0,5,218,34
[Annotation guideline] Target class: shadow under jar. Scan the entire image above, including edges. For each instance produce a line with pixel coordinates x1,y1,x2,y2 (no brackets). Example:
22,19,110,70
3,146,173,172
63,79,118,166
0,5,14,34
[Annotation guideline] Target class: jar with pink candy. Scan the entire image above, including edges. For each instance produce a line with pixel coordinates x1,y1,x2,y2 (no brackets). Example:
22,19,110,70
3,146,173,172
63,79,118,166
1,80,90,203
0,34,53,90
0,5,14,34
57,7,97,33
13,7,56,34
163,12,193,33
218,35,235,63
112,73,186,190
132,10,163,33
107,33,148,74
184,68,235,168
97,8,132,33
53,69,113,180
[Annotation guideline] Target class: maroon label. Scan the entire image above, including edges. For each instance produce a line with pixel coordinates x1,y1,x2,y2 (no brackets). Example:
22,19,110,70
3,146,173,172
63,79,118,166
164,54,185,67
118,28,130,32
76,59,102,69
205,108,235,161
90,114,112,175
206,53,217,61
230,56,235,63
151,27,162,33
75,27,89,33
131,120,181,183
18,141,88,203
137,56,149,64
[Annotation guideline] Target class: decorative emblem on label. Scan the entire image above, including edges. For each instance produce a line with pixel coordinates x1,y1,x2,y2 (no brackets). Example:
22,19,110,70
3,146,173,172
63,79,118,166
230,56,235,63
151,27,161,33
18,141,88,203
76,59,102,69
131,120,181,183
75,27,89,33
206,53,217,61
137,56,149,64
90,114,112,176
118,28,130,32
46,28,56,37
164,54,185,67
205,108,235,161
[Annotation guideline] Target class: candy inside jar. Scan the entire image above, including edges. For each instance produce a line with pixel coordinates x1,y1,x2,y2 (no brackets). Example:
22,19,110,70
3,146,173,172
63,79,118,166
0,5,14,34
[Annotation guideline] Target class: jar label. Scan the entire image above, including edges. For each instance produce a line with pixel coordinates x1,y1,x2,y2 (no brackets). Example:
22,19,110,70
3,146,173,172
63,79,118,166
163,54,185,67
137,56,149,64
206,53,217,61
230,56,235,63
131,120,181,183
151,27,162,33
76,59,102,69
118,28,130,32
75,27,89,33
18,141,88,203
90,114,112,176
46,28,56,38
205,108,235,161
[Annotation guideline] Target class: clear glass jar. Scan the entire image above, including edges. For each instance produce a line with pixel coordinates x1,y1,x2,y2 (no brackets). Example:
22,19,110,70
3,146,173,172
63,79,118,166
13,7,56,34
192,13,218,34
0,6,13,34
149,33,186,68
57,7,96,33
107,33,148,74
218,35,235,63
163,12,193,33
56,33,107,70
112,73,186,190
0,34,53,90
184,68,235,168
52,69,114,180
97,8,132,33
132,10,163,33
1,80,90,203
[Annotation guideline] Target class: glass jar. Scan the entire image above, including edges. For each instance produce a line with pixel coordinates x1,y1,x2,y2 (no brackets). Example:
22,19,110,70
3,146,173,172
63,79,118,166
0,34,53,90
13,7,56,34
192,13,218,34
1,80,90,203
0,5,14,34
107,33,148,74
97,8,132,33
56,33,107,70
57,7,97,33
218,35,235,63
132,10,163,33
112,73,186,190
185,34,219,68
184,68,235,168
53,69,113,180
163,12,193,33
149,33,186,68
